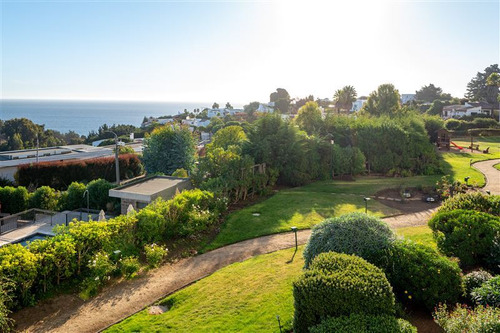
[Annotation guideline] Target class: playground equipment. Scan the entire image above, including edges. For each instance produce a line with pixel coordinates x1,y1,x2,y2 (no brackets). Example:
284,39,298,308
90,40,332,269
450,141,463,150
436,129,451,150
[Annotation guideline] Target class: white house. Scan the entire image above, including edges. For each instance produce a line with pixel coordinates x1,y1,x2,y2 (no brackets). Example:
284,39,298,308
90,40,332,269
442,102,494,119
207,108,244,118
256,103,275,113
181,118,211,128
350,98,368,112
401,94,416,104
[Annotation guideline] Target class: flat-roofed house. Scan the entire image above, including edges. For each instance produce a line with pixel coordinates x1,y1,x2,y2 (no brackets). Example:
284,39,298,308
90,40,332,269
109,176,192,214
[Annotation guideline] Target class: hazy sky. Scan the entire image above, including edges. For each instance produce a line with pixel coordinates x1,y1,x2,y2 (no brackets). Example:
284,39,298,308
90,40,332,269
1,0,499,104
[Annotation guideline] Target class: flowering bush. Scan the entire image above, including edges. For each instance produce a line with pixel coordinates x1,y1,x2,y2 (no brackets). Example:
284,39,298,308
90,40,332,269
144,244,168,268
80,251,116,299
434,304,500,332
436,176,468,200
120,257,140,279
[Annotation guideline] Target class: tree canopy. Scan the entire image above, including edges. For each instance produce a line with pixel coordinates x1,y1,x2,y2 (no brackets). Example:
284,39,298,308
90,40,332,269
333,85,357,113
361,84,401,116
142,124,196,175
207,125,247,151
465,64,499,105
270,88,291,114
295,101,323,135
415,84,448,103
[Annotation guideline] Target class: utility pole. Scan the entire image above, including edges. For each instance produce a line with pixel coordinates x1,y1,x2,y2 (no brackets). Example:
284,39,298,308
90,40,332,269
36,134,39,163
106,131,120,185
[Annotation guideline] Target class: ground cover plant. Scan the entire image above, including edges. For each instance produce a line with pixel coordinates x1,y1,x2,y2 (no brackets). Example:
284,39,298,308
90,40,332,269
434,304,500,332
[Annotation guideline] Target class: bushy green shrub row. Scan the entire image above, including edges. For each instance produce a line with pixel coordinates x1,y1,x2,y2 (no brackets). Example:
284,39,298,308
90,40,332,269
0,189,224,313
437,192,500,216
303,213,463,311
0,179,118,214
376,239,463,310
309,314,416,333
303,212,394,268
135,189,226,244
293,252,395,333
434,304,500,332
15,154,144,190
428,209,500,269
445,118,499,131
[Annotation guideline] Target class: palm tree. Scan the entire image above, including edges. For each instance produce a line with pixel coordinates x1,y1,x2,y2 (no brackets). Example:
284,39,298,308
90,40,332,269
333,85,357,114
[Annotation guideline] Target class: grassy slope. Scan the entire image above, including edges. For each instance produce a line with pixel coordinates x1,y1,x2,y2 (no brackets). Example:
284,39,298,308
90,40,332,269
106,247,304,333
495,163,500,171
396,225,436,249
204,176,439,251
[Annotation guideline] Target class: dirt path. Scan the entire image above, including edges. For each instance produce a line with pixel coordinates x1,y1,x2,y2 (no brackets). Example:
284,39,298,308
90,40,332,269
13,160,500,333
473,159,500,195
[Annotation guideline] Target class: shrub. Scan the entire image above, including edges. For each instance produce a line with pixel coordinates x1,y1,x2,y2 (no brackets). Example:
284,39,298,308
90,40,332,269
434,304,500,332
293,252,395,333
166,189,226,237
0,279,13,333
29,186,60,210
135,199,170,244
438,192,500,216
120,257,140,279
471,275,500,307
463,270,493,301
428,209,500,268
60,182,86,210
0,244,38,307
80,251,116,299
303,212,394,268
171,168,188,178
0,186,29,214
309,314,416,333
86,179,117,211
375,239,462,310
144,243,168,268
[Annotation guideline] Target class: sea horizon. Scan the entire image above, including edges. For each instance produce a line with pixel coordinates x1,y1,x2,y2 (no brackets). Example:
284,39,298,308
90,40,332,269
0,99,237,136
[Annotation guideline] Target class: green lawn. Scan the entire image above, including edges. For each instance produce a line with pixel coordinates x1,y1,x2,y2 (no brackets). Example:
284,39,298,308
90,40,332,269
445,136,500,187
204,176,439,251
106,247,304,333
396,225,436,249
495,163,500,171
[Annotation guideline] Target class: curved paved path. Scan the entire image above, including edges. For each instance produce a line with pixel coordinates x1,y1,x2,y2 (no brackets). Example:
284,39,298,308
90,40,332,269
473,159,500,195
13,161,499,332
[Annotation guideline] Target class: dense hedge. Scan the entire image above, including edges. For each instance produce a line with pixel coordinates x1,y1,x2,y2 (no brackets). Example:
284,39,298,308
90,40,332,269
293,252,395,333
0,180,117,214
303,213,394,268
437,192,500,216
309,314,416,333
428,209,500,268
376,239,463,310
15,154,144,190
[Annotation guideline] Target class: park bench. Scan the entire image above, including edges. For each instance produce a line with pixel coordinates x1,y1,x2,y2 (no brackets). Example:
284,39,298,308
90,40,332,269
469,144,480,150
483,147,490,154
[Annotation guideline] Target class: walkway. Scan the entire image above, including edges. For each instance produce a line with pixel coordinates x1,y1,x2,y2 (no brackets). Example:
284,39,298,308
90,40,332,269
473,159,500,195
12,161,499,332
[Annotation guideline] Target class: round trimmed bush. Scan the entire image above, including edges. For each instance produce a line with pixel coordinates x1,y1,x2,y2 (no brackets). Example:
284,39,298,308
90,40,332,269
309,314,416,333
375,239,463,311
463,270,493,301
472,275,500,307
438,192,500,216
303,212,394,268
428,209,500,268
293,252,395,333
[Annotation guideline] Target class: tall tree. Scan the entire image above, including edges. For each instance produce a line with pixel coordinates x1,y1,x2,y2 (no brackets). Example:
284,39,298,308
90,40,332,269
415,84,444,103
225,102,233,109
2,118,42,150
465,64,499,105
333,85,357,113
361,84,401,117
142,124,196,175
212,102,220,109
295,101,323,135
270,88,291,114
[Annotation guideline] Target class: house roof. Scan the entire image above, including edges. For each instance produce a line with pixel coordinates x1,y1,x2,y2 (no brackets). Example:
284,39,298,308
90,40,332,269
466,101,494,109
108,175,190,202
443,105,471,112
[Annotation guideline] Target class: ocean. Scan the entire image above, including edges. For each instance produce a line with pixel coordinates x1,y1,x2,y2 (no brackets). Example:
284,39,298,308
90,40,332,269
0,99,214,135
